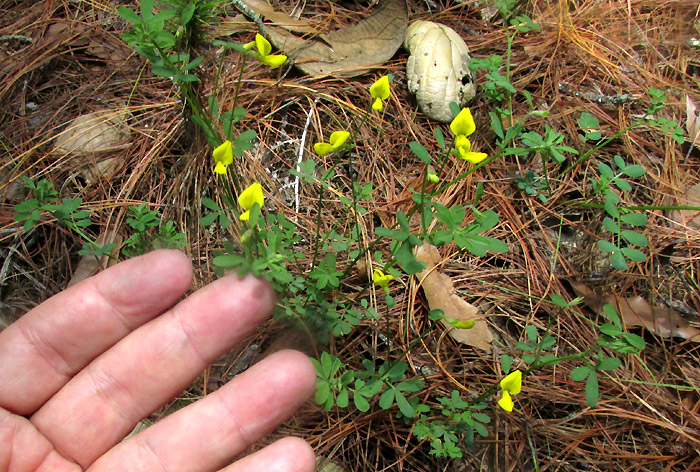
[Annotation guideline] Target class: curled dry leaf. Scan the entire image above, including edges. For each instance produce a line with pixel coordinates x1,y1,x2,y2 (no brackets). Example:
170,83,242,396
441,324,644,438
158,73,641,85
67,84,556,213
237,0,317,33
53,110,130,155
686,95,700,146
264,0,408,77
669,181,700,231
570,281,700,341
415,244,493,351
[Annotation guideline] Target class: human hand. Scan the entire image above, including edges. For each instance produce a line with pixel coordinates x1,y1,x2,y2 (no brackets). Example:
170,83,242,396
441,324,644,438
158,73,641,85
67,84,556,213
0,250,316,471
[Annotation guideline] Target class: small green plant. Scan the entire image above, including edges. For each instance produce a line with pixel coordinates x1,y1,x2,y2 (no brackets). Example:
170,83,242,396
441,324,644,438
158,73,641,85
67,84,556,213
122,204,187,257
13,177,114,257
514,169,548,202
590,155,648,270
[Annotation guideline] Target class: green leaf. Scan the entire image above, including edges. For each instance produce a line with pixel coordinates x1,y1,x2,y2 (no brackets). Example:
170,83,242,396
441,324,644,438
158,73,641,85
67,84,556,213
490,111,504,139
550,293,568,308
409,141,431,164
620,213,647,226
212,39,249,53
585,371,599,407
501,354,512,374
598,357,621,371
315,383,330,405
395,241,425,274
622,165,646,178
621,230,648,247
201,197,221,211
434,127,445,149
181,3,195,25
175,73,199,82
621,246,646,262
610,251,628,270
395,391,416,417
602,201,618,220
570,365,591,381
117,7,141,24
598,163,614,179
378,388,395,409
578,112,600,130
140,0,155,18
198,212,218,226
622,332,646,350
602,304,621,327
526,325,538,344
473,183,485,206
614,178,632,192
600,323,622,337
354,392,370,411
336,388,349,408
597,240,617,253
602,217,620,234
183,56,204,71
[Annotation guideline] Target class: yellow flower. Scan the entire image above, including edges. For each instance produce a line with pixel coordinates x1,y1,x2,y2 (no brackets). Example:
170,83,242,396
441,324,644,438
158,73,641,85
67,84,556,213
244,34,287,68
497,370,522,412
427,171,440,184
450,108,488,164
238,182,264,221
213,140,233,174
314,130,350,157
373,268,394,290
369,75,391,111
450,108,477,136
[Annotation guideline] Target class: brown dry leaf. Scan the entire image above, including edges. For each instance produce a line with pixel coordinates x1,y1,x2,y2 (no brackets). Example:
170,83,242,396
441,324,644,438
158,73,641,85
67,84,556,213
53,110,130,155
67,231,122,288
265,0,408,77
415,244,493,351
239,0,317,32
670,182,700,231
686,95,700,146
570,281,700,341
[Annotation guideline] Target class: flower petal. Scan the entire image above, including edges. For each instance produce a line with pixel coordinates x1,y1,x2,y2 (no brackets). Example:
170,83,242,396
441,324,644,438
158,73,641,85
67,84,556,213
498,391,514,412
239,210,251,221
373,268,394,288
255,33,272,57
461,152,488,164
500,370,522,394
372,97,384,111
329,130,350,149
370,75,391,100
450,108,476,137
214,161,228,174
314,142,334,156
455,135,472,154
238,182,264,212
213,140,233,165
263,54,287,68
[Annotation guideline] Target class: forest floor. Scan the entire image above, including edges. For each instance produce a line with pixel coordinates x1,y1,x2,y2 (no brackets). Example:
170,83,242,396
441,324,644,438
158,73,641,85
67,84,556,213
2,0,700,470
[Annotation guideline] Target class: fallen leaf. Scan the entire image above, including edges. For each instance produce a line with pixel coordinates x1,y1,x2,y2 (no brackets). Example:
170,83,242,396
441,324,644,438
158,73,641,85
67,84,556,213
570,281,700,341
686,95,700,146
670,182,700,231
67,231,122,288
415,244,493,351
265,0,408,77
53,110,130,155
238,0,317,33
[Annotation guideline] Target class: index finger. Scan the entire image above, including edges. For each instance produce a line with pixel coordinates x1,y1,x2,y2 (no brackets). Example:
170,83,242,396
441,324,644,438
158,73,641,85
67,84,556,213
0,249,193,415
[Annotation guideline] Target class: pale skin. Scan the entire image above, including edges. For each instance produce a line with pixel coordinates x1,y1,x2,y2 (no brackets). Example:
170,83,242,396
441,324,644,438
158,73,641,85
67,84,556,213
0,250,316,472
